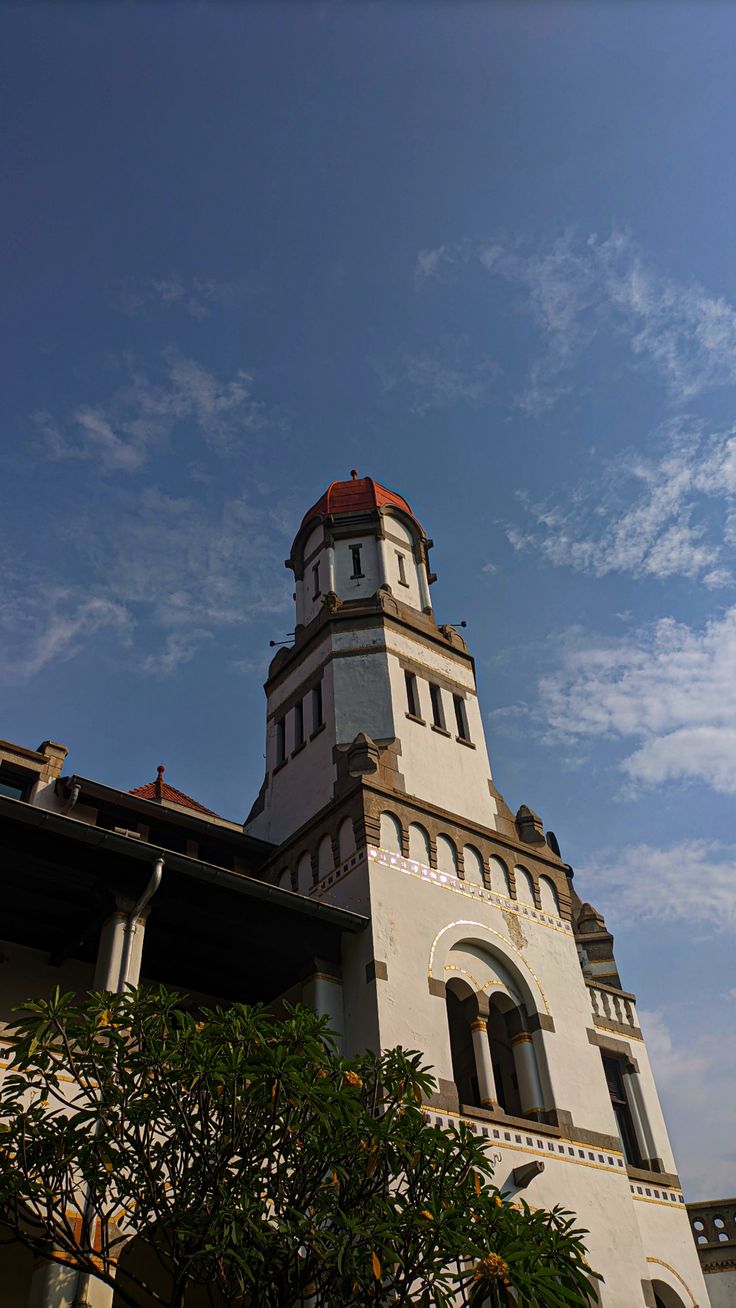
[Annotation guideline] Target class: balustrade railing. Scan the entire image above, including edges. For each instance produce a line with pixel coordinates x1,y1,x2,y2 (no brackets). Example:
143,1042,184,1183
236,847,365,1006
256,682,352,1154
586,980,638,1031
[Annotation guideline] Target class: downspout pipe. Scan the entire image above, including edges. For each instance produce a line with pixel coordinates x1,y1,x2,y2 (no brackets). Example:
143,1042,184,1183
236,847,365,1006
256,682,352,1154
73,857,163,1307
116,856,164,994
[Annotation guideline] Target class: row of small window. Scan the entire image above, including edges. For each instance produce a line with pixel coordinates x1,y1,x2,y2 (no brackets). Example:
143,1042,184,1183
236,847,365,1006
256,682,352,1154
405,671,471,742
310,544,410,600
275,682,324,767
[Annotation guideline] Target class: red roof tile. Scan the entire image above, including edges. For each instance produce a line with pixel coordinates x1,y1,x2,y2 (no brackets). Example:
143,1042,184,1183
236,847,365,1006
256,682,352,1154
129,766,220,817
300,471,420,531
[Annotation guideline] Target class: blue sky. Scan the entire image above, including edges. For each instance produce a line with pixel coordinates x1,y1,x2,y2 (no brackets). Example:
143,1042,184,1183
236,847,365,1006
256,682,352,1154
2,2,735,1199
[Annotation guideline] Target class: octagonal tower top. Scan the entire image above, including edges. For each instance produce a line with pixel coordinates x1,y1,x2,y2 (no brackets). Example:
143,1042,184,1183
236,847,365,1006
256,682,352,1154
299,469,422,534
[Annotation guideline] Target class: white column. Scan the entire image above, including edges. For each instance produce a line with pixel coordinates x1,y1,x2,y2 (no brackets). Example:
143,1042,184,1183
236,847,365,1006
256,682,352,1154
623,1070,658,1166
511,1033,545,1119
416,557,432,613
93,911,127,991
470,1018,499,1109
302,972,345,1054
325,543,336,594
28,1259,77,1308
376,535,392,589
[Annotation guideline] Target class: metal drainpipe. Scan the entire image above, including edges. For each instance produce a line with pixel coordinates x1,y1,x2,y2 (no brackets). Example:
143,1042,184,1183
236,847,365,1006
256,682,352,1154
63,780,81,815
72,857,164,1308
116,856,164,994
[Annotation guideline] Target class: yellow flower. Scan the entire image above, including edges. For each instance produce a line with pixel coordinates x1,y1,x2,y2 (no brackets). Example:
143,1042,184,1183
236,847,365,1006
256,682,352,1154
473,1253,510,1283
343,1070,363,1088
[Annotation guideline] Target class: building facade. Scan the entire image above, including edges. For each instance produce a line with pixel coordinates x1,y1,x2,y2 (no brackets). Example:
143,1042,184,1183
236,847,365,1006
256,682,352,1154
0,472,720,1307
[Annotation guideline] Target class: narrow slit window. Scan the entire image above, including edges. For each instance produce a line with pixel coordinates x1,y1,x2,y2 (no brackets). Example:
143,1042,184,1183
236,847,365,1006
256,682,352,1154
294,700,304,749
350,545,363,578
312,682,324,731
453,694,470,741
602,1055,642,1168
405,670,420,718
275,717,286,766
429,683,445,730
312,562,321,599
396,552,408,586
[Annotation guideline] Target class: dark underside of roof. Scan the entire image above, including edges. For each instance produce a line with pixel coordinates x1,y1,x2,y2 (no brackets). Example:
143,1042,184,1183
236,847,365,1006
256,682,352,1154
0,798,367,1005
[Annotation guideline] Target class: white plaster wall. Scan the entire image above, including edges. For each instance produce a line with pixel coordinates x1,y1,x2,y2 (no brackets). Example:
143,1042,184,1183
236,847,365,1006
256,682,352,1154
0,941,95,1029
333,534,381,602
632,1198,711,1307
385,637,497,829
706,1269,736,1308
332,646,395,745
631,1020,680,1175
247,649,337,843
327,855,702,1307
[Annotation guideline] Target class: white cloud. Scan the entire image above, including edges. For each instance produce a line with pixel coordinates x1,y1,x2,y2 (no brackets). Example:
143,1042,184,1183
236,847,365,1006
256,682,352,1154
33,349,283,472
537,607,736,795
111,274,249,319
417,230,736,412
638,1009,736,1200
507,419,736,586
0,590,131,682
583,840,736,932
376,341,499,415
0,475,295,682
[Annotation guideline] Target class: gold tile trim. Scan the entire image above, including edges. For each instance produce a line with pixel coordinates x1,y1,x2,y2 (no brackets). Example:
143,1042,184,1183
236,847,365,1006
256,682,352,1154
368,846,572,937
645,1257,697,1306
428,919,551,1015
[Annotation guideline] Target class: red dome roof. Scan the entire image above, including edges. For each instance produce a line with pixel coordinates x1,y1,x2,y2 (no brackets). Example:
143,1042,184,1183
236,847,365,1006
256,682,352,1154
300,472,417,531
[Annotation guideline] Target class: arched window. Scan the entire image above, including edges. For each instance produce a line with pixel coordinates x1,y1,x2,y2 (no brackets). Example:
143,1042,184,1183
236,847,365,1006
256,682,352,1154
338,817,356,862
489,855,510,895
514,865,535,905
445,979,480,1109
318,835,334,877
487,997,523,1118
539,875,560,915
651,1284,688,1308
463,845,485,887
436,834,458,876
297,852,312,894
379,811,402,853
408,822,430,865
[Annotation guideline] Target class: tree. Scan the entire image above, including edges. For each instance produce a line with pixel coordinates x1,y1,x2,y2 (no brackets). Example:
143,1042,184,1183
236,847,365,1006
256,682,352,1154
0,986,600,1307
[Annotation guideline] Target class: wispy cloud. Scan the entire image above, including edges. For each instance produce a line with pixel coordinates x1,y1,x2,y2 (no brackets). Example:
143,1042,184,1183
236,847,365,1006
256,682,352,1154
507,418,736,586
33,348,284,472
535,608,736,795
0,477,295,682
638,1008,736,1200
0,589,132,682
583,840,736,931
375,340,499,415
416,230,736,412
110,274,252,319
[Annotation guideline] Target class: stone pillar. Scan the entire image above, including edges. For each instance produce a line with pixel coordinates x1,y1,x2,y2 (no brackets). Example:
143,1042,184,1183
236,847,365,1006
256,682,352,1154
470,1018,499,1109
302,968,344,1054
511,1033,545,1120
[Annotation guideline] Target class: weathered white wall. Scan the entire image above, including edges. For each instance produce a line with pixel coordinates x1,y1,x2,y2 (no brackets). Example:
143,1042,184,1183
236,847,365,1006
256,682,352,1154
385,629,498,830
316,850,709,1308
